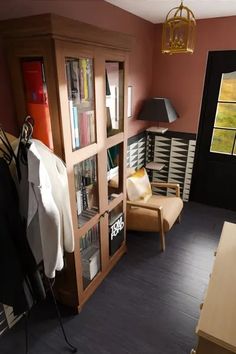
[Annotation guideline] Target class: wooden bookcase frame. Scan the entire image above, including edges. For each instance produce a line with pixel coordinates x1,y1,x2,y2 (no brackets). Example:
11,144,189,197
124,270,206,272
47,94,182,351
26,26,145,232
1,13,132,311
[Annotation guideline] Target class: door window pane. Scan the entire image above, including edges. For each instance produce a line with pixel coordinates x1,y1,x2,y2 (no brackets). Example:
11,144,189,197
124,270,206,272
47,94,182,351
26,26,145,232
215,103,236,128
74,155,98,227
211,128,235,154
210,71,236,155
219,72,236,101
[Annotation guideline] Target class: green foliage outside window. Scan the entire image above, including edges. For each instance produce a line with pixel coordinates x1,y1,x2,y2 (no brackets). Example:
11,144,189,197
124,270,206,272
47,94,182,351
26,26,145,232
210,72,236,155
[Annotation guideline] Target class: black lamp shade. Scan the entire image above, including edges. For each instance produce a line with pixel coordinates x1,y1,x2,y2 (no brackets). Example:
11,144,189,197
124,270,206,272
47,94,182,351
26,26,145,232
138,98,178,123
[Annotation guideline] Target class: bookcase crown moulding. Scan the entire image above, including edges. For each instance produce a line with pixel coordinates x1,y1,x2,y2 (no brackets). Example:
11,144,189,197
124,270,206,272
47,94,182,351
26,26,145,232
0,13,134,51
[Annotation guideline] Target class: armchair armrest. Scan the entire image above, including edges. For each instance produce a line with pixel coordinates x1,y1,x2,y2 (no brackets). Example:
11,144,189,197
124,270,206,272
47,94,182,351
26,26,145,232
150,182,180,197
127,200,163,212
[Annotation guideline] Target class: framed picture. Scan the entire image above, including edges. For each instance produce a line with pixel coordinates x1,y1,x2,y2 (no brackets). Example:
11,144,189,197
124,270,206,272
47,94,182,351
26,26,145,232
127,86,132,118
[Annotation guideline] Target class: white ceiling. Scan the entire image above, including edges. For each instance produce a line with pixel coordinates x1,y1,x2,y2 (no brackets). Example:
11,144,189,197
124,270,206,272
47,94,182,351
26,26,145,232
105,0,236,24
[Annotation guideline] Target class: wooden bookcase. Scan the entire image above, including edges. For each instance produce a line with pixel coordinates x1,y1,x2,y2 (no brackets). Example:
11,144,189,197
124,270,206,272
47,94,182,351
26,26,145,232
0,13,132,311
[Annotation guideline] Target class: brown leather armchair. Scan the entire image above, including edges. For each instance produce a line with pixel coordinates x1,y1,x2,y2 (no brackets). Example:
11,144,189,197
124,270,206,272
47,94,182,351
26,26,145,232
126,181,183,251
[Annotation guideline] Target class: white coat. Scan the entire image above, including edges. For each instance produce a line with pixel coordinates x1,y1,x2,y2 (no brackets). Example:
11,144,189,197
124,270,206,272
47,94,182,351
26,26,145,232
27,140,74,278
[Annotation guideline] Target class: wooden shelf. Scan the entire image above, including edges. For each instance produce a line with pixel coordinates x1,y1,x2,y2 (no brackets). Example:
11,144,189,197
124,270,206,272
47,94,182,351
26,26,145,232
145,162,165,171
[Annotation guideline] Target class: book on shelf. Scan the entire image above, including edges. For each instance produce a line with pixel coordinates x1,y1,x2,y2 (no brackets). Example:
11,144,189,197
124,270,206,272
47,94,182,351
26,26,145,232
70,60,81,104
68,100,75,150
106,106,112,134
107,148,115,170
79,60,87,100
105,69,111,96
72,106,80,148
79,112,89,147
88,110,95,143
65,61,72,100
87,60,94,102
79,58,94,103
76,190,82,216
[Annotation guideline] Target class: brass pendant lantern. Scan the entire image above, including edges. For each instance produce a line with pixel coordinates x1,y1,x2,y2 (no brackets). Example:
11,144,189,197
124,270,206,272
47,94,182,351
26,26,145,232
162,1,196,54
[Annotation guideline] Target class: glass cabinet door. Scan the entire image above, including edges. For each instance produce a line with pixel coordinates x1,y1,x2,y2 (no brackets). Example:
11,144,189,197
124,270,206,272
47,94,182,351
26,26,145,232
105,61,124,137
65,57,96,150
74,155,99,227
107,143,124,202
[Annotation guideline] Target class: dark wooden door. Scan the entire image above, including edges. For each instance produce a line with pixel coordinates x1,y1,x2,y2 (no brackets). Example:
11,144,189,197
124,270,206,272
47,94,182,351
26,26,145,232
191,51,236,210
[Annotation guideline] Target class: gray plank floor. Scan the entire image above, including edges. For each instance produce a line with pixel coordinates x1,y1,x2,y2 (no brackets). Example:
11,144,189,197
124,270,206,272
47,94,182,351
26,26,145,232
1,202,236,354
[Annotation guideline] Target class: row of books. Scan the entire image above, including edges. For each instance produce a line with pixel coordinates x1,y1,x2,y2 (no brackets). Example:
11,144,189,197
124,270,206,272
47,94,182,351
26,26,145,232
74,157,97,190
76,186,98,216
78,207,99,227
69,101,95,150
66,58,94,105
80,224,100,252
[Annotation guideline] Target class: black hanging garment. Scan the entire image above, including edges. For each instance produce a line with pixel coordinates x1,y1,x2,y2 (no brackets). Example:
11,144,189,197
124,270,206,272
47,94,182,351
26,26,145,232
0,157,45,315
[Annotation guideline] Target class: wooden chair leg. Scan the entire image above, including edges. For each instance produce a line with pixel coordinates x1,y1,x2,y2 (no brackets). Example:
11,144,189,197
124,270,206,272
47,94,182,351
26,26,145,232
160,229,165,251
177,213,182,224
158,208,165,251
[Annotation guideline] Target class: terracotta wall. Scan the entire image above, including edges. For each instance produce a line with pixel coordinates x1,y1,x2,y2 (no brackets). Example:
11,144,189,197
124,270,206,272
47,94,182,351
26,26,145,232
0,0,155,137
2,3,236,138
152,16,236,134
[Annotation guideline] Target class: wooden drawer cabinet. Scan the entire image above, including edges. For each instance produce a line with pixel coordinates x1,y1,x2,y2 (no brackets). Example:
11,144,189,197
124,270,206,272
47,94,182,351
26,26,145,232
193,222,236,354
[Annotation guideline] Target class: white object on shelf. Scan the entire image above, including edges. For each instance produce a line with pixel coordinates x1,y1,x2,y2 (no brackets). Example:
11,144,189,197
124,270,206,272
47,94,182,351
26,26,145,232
107,166,118,181
146,126,168,134
81,246,100,280
145,162,165,171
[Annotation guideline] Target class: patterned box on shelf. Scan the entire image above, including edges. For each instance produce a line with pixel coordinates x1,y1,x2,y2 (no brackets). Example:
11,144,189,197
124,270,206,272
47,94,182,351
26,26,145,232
109,212,125,256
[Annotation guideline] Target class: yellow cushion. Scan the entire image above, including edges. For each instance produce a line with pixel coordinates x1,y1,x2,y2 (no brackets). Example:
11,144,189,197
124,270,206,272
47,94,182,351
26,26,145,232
126,167,152,202
127,194,183,232
108,167,136,188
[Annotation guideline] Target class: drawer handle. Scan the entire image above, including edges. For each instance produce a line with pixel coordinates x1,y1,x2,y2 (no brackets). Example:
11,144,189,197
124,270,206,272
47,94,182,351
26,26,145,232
214,251,217,256
200,302,203,310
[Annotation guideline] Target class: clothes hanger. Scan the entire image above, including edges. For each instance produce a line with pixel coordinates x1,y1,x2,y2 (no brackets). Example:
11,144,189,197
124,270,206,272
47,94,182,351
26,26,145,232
20,116,34,144
17,116,34,166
